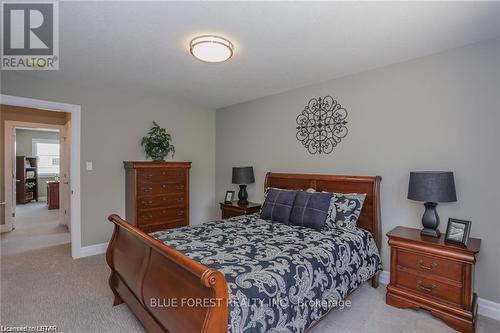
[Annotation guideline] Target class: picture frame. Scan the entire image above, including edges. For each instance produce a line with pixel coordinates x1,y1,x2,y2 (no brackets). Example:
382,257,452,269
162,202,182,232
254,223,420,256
445,218,471,247
224,190,235,203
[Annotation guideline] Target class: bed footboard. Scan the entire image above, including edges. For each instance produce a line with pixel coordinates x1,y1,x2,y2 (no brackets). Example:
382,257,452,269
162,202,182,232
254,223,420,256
106,214,229,333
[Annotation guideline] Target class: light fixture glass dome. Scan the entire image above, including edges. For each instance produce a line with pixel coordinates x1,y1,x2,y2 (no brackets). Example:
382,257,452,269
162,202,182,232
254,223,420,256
190,35,234,63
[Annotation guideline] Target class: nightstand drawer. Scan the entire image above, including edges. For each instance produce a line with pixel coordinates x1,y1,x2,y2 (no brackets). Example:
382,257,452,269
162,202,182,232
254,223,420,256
222,208,245,219
220,201,262,219
398,250,463,282
396,269,462,306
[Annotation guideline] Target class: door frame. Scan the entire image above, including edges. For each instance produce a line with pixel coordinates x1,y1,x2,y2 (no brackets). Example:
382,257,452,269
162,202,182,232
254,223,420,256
4,120,66,231
1,94,82,259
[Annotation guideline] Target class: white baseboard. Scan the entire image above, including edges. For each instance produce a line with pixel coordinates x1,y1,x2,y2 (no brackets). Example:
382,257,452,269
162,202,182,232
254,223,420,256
478,298,500,321
379,270,390,285
377,270,500,321
74,242,108,259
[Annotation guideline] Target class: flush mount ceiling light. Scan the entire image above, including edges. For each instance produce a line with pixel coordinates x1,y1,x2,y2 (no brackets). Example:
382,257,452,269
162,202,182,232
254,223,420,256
189,35,234,63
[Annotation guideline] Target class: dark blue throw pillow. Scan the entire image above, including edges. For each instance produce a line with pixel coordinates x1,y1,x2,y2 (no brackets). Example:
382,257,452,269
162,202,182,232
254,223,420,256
260,188,297,224
290,191,333,230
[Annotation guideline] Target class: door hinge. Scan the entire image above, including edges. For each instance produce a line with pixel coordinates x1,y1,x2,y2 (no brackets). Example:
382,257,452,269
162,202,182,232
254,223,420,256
64,209,67,215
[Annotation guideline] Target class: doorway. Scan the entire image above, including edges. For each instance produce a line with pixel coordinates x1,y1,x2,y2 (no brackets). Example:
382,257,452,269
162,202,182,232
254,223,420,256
2,119,71,255
1,97,81,258
0,99,83,259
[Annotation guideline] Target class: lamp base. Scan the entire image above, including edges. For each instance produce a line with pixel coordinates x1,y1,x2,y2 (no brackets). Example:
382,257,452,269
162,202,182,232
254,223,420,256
237,184,248,205
421,227,441,238
421,202,441,238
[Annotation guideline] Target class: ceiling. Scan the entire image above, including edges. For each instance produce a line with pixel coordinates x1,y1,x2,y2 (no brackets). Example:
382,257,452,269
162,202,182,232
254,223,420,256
23,1,500,109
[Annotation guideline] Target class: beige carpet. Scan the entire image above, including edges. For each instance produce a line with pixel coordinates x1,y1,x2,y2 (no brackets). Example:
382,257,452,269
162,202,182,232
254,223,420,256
1,202,70,255
14,201,60,229
1,244,500,333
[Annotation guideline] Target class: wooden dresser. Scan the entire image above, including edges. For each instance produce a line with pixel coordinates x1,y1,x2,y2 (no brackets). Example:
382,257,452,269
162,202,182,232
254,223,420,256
124,161,191,233
386,226,481,333
46,181,59,210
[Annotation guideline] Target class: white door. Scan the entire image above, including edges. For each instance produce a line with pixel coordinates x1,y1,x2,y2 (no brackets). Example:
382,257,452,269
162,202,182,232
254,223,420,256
59,120,71,229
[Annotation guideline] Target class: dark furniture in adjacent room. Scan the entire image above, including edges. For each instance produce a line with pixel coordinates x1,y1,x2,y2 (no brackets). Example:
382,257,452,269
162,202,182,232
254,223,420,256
386,226,481,333
124,161,191,233
219,201,261,219
16,155,38,204
46,181,60,210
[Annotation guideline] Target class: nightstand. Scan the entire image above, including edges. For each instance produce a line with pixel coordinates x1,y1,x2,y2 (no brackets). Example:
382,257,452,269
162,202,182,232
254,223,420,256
386,226,481,333
219,201,261,219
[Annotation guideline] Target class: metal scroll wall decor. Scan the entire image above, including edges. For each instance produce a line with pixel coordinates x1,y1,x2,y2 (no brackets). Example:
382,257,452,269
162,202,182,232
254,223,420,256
295,96,348,155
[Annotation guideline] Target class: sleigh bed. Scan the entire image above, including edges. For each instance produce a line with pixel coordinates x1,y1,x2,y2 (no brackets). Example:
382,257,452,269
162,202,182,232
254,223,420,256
106,172,382,333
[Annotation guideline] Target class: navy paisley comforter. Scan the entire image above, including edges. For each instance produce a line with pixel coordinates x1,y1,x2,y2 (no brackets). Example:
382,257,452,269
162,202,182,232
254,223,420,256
150,214,382,333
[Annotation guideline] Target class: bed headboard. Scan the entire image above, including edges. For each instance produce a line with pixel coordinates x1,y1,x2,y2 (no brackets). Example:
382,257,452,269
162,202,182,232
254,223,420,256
264,172,382,248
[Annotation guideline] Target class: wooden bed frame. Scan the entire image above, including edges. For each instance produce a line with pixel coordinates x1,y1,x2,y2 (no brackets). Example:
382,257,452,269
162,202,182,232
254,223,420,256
106,172,382,333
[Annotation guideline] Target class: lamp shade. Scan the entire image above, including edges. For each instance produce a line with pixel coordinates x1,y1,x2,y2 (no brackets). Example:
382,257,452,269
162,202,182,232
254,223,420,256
232,166,255,184
408,171,457,203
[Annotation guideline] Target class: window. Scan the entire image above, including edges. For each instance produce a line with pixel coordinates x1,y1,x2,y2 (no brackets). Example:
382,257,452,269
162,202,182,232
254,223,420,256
32,139,60,176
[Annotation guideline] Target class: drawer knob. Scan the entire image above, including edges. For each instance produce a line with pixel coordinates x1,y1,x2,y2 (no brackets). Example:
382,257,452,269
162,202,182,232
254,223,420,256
143,200,153,206
143,187,152,192
143,215,153,220
416,280,436,292
417,259,437,270
162,184,167,188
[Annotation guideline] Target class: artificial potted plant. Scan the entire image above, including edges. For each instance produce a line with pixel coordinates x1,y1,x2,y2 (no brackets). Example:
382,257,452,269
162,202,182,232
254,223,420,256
141,121,175,161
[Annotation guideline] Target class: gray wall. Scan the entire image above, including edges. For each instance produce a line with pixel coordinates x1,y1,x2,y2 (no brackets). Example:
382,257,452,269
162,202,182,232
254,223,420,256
216,39,500,302
16,129,60,198
2,73,217,246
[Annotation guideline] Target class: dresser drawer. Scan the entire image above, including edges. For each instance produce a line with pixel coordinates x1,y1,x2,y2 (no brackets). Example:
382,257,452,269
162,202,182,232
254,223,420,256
138,169,186,184
397,250,463,282
138,207,186,226
396,269,462,306
138,194,186,209
137,182,186,196
141,220,186,233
